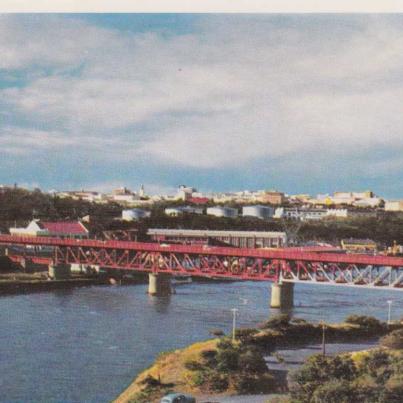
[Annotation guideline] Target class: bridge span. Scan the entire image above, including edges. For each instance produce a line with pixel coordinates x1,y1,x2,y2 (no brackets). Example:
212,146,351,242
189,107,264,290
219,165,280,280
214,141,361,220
0,234,402,308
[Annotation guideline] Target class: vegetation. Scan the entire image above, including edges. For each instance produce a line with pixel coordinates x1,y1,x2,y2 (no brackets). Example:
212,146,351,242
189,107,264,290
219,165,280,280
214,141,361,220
183,338,274,394
115,315,402,402
380,328,403,350
290,349,403,403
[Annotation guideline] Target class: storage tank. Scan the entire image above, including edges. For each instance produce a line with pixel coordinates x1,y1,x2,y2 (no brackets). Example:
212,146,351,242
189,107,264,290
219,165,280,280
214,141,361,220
206,206,238,218
122,209,151,221
242,205,274,219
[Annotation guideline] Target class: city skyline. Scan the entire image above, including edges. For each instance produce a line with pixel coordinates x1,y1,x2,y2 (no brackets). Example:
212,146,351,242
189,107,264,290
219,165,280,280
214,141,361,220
1,14,403,198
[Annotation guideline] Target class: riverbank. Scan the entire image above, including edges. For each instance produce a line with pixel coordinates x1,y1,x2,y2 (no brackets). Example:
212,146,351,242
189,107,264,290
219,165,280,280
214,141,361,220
115,315,403,403
0,271,149,296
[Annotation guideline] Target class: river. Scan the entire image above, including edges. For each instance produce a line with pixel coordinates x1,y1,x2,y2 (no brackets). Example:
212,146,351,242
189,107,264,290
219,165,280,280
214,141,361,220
0,281,401,402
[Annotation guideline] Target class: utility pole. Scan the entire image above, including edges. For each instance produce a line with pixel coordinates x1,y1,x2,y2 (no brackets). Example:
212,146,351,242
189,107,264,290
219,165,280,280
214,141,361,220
231,308,238,343
387,300,393,325
321,321,326,356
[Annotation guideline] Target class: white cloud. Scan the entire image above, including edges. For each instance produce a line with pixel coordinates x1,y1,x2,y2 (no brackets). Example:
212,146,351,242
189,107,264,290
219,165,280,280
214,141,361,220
1,14,403,174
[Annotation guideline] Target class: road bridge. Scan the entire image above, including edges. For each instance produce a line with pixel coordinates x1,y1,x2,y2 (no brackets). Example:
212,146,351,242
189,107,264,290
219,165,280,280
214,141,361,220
0,234,402,308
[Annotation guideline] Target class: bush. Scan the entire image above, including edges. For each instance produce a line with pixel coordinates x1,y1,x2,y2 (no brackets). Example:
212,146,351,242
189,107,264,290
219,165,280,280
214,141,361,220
380,329,403,349
235,328,258,344
208,372,229,392
238,347,268,374
184,360,204,371
290,355,357,401
189,370,207,387
140,374,160,387
345,315,383,330
216,348,239,372
312,380,356,403
201,349,217,360
209,329,225,337
264,314,291,330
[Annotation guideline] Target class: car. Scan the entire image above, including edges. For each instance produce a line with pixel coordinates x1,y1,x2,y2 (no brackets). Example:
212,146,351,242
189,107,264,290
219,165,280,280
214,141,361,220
160,392,196,403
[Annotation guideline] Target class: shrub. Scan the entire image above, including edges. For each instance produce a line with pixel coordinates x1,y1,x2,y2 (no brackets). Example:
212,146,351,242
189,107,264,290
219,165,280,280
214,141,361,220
290,355,357,402
189,370,207,387
238,347,268,374
140,374,160,387
235,328,258,344
380,328,403,350
209,329,225,337
217,338,234,350
312,380,357,403
201,349,217,360
264,314,291,330
345,315,383,330
216,348,239,372
184,359,204,371
208,372,229,392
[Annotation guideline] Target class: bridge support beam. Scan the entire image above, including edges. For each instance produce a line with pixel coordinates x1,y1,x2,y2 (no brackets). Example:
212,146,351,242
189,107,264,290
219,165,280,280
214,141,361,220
148,273,172,296
48,264,71,280
270,282,294,309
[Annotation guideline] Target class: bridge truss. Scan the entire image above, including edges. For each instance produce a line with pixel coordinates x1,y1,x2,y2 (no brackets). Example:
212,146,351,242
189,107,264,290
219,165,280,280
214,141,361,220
1,235,402,289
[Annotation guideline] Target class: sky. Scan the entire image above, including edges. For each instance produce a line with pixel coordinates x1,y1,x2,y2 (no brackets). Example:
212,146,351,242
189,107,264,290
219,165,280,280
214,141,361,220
1,13,403,197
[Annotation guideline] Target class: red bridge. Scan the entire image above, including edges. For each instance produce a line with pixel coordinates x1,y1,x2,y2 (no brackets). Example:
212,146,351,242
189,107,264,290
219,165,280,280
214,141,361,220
0,234,402,290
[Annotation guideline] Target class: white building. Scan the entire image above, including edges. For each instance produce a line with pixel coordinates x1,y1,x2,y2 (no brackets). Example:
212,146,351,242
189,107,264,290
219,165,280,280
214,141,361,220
352,197,382,208
385,200,403,212
206,206,238,218
176,185,196,201
242,205,274,219
122,209,151,221
274,208,328,221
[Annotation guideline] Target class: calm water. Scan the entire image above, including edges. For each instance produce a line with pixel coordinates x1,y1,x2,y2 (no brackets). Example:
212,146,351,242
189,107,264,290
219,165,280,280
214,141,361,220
0,282,401,402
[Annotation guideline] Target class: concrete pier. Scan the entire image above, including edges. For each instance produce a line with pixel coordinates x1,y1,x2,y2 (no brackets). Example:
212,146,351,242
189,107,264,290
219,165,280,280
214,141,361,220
48,264,71,280
270,281,294,309
148,273,172,296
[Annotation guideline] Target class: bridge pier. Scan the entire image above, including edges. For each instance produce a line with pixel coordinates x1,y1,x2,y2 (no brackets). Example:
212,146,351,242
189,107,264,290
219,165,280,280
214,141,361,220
270,282,294,309
148,273,172,296
48,264,71,280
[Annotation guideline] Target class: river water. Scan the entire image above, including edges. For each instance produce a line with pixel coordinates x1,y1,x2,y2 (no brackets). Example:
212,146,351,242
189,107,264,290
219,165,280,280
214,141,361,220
0,281,401,402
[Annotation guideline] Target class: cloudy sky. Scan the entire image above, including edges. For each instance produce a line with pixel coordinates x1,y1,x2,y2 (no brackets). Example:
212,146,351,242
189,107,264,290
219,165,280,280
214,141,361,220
1,14,403,197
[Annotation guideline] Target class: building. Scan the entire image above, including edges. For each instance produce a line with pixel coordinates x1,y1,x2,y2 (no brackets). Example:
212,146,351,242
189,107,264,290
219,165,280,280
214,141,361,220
9,220,89,239
334,191,373,199
176,185,196,201
259,191,285,205
341,238,377,254
206,206,238,218
122,209,151,221
352,197,382,208
385,200,403,212
164,206,204,217
188,197,210,205
242,205,275,219
147,229,287,248
274,207,328,221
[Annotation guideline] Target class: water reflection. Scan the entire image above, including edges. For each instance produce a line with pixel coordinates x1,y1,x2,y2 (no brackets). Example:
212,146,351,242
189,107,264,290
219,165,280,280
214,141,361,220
147,294,172,313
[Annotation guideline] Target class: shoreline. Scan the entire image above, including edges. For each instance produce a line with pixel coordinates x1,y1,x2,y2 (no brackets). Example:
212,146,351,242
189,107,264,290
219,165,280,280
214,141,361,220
115,316,402,403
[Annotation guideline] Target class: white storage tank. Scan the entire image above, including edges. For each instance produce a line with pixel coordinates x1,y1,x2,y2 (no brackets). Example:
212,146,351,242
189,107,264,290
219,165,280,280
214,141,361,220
122,208,151,221
242,205,274,219
206,206,238,218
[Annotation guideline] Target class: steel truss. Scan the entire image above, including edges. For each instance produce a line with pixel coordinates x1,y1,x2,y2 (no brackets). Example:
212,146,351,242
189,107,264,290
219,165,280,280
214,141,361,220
0,235,402,289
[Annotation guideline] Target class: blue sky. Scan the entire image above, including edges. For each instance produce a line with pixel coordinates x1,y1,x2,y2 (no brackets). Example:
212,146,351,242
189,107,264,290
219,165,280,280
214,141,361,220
1,14,403,197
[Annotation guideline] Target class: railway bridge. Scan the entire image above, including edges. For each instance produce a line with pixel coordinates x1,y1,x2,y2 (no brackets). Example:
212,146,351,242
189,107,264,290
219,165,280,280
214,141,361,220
0,234,402,308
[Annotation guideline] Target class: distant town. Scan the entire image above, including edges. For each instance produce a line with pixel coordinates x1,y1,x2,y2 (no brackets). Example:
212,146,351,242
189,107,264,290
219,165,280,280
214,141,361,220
1,183,403,256
2,183,402,220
